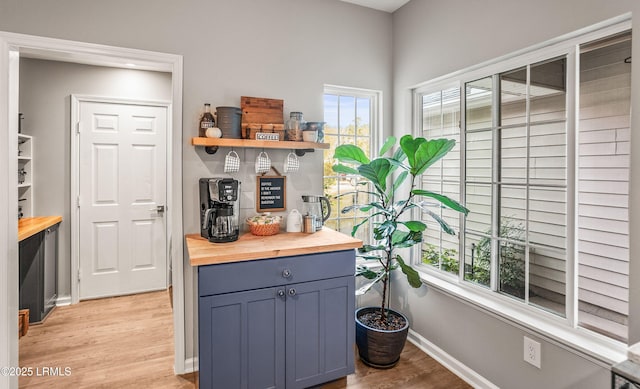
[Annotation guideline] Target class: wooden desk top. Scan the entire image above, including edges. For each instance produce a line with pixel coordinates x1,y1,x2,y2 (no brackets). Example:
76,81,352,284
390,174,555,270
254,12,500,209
186,227,363,266
18,216,62,242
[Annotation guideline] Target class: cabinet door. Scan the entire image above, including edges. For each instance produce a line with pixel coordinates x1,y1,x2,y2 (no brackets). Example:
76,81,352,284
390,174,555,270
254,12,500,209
43,225,59,318
19,232,44,323
285,275,355,389
199,287,286,389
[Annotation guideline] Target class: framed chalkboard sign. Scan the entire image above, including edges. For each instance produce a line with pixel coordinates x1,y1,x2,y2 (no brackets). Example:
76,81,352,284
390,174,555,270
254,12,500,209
256,176,286,212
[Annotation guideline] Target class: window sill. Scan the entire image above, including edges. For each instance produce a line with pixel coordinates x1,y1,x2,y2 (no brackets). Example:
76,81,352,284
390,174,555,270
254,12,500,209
417,267,627,367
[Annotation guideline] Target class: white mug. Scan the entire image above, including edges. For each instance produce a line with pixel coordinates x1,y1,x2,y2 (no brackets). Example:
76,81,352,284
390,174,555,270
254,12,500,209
255,151,271,174
224,150,240,173
284,152,299,173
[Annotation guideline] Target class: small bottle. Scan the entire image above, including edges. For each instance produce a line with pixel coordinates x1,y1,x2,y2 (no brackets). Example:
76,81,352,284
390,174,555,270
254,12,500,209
199,103,215,137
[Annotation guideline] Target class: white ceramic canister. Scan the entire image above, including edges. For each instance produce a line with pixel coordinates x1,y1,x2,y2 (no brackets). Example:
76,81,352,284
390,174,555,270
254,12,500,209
286,209,303,232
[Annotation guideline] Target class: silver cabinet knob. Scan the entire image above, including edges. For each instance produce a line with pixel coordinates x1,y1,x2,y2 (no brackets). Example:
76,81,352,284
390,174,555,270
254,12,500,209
282,269,292,278
277,289,285,298
288,288,296,296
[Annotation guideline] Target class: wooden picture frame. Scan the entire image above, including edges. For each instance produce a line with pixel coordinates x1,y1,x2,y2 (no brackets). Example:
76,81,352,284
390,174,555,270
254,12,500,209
256,175,286,212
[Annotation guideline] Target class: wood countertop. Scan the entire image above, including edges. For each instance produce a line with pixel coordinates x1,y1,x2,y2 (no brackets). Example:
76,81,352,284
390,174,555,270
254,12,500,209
18,216,62,242
186,227,363,266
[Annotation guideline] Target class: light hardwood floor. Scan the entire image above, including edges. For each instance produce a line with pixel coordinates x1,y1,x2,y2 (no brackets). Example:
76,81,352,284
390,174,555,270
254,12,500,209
19,290,195,388
19,291,470,389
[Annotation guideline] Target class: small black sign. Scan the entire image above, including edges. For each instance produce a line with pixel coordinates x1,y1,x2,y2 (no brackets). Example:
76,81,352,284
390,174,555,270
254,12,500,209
256,176,286,212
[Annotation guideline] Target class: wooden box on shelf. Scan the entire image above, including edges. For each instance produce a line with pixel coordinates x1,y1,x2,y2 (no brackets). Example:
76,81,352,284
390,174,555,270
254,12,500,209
241,96,286,140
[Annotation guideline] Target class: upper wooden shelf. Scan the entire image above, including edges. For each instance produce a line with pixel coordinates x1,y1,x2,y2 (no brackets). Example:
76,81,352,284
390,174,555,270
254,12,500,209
192,137,329,155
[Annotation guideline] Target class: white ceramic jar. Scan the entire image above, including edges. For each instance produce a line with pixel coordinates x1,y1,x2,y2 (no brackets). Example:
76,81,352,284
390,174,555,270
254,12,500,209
286,209,303,232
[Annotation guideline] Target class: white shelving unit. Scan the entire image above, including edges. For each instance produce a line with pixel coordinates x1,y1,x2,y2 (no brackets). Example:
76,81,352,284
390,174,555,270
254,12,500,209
18,134,33,219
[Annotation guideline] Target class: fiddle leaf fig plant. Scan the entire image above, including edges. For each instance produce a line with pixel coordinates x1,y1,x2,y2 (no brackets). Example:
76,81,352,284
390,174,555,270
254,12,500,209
332,135,469,327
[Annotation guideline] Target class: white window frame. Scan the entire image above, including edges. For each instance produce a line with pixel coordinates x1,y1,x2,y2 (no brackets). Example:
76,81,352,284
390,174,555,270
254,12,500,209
323,84,382,245
411,14,631,366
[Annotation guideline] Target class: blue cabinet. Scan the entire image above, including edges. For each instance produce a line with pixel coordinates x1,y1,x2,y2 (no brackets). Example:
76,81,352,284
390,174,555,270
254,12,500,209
19,223,59,323
198,250,355,389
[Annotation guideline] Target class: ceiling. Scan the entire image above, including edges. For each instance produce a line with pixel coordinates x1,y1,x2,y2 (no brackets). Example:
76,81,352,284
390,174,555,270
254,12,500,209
339,0,410,13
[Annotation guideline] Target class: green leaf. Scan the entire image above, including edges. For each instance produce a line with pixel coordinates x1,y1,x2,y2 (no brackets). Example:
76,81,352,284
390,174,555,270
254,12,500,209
392,147,408,163
412,189,470,215
413,138,455,176
390,230,422,248
402,221,427,232
374,220,396,240
333,144,370,165
359,244,386,253
399,135,427,170
341,203,377,214
357,158,392,193
391,230,409,245
356,265,380,279
332,164,359,175
350,214,381,237
355,266,389,295
421,208,455,235
396,255,422,288
387,157,409,171
379,136,397,156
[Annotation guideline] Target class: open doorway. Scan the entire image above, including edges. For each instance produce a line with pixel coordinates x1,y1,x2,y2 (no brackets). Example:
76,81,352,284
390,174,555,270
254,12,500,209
0,32,185,388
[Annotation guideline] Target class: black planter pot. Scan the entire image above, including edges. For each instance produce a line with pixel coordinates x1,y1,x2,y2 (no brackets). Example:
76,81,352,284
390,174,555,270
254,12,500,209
355,307,409,369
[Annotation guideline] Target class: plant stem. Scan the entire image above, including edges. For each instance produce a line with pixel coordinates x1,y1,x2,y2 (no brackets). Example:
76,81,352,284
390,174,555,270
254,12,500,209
378,174,417,326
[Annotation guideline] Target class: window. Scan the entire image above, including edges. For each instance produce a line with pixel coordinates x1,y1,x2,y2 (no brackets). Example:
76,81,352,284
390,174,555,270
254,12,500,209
416,24,631,345
323,86,380,243
420,87,461,276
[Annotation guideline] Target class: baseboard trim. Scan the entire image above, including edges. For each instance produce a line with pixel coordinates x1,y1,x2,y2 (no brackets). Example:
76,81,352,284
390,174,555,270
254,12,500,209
182,357,198,374
407,329,499,389
180,331,496,385
56,295,71,306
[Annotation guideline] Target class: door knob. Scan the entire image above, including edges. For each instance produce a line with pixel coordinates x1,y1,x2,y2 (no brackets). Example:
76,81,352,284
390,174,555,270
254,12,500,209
288,288,296,296
282,269,292,278
277,289,285,298
150,205,166,214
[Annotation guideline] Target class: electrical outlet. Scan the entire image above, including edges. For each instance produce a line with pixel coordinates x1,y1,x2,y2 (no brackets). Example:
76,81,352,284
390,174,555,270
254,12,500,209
524,336,541,369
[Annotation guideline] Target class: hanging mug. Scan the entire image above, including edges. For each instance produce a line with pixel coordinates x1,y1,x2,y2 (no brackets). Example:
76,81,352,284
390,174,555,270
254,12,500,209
284,152,300,173
224,150,240,173
255,151,271,174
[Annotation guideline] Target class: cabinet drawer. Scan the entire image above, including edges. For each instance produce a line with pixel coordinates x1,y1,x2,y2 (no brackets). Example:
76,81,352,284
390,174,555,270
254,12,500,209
198,249,355,296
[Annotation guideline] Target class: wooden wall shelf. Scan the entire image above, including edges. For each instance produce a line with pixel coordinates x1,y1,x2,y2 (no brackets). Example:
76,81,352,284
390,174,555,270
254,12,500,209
191,137,329,156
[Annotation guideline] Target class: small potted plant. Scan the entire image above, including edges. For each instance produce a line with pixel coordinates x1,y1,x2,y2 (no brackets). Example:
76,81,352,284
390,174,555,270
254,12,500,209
332,134,469,368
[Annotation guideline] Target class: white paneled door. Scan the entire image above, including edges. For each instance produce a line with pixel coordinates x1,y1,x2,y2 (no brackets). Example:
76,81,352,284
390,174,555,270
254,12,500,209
78,100,167,300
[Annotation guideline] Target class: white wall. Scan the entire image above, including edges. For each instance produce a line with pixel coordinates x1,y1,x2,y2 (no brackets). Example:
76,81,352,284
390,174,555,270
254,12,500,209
391,0,640,387
0,0,393,364
18,58,172,301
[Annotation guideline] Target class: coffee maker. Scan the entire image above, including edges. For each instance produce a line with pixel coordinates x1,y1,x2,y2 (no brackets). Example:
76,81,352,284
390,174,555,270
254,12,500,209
199,178,241,243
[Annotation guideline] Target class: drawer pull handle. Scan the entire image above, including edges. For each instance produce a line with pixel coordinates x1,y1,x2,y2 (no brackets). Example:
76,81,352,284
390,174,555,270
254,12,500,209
288,288,296,296
282,269,292,278
277,289,285,298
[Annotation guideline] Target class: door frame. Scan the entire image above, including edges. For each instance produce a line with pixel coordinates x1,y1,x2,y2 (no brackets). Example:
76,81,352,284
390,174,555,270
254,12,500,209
71,95,172,302
0,31,186,388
